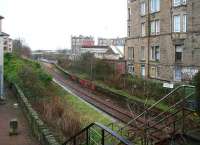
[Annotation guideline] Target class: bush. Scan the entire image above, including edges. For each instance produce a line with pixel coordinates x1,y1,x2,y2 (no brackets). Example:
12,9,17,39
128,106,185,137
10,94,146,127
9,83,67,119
194,72,200,113
4,53,52,99
117,75,169,101
34,96,82,141
94,59,114,81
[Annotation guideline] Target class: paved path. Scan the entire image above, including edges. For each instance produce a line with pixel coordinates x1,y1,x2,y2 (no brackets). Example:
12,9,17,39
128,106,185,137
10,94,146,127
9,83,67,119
0,86,40,145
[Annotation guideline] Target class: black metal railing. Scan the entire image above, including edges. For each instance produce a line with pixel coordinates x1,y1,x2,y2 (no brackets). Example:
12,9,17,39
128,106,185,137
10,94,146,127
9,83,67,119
112,85,196,144
120,85,195,131
62,122,133,145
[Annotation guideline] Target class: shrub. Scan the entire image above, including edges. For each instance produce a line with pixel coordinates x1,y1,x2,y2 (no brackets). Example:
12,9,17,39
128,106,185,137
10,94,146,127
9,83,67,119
94,59,114,81
194,72,200,113
4,53,52,99
34,96,82,141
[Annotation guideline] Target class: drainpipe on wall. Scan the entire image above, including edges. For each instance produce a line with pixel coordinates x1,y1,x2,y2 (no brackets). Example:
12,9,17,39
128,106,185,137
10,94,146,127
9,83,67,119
147,0,150,78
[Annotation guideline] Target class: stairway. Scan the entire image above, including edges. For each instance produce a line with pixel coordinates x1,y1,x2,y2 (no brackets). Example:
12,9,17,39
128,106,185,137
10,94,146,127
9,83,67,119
62,122,133,145
62,85,197,145
117,85,196,145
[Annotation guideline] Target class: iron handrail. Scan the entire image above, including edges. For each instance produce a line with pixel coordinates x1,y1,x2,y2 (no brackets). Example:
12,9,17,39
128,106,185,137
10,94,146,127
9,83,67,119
62,122,133,145
145,92,195,128
118,85,195,132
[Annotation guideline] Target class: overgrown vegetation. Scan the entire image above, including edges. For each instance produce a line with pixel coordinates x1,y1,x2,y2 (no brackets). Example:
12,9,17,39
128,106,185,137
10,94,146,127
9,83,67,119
34,96,82,141
4,53,113,142
4,53,52,100
58,53,173,102
194,72,200,114
58,52,114,81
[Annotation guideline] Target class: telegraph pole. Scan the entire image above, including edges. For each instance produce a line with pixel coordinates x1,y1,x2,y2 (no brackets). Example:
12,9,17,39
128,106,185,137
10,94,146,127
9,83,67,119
0,34,3,101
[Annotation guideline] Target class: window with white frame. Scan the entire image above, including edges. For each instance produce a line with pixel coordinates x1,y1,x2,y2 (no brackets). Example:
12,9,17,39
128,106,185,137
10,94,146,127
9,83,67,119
150,66,157,78
140,2,146,16
151,46,160,61
128,8,131,21
173,15,187,32
174,66,182,81
150,20,160,35
175,45,183,62
173,15,181,32
155,20,160,35
173,0,181,6
141,64,145,77
141,23,146,37
128,25,131,37
128,47,134,60
183,14,187,32
173,0,187,7
151,0,160,13
151,21,155,35
140,46,145,60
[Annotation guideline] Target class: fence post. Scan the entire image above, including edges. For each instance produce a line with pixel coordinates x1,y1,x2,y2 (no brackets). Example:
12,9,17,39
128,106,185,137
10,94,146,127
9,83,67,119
101,129,105,145
182,86,186,134
86,128,89,145
73,137,76,145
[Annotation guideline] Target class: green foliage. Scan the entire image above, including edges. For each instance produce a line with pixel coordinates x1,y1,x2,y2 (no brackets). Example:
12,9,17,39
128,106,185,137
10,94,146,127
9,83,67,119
94,59,114,81
70,52,95,75
57,53,169,101
116,74,170,101
194,72,200,113
61,52,115,81
4,53,52,99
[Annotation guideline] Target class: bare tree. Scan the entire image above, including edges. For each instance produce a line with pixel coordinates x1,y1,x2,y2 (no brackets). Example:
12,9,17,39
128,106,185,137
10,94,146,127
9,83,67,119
13,39,31,58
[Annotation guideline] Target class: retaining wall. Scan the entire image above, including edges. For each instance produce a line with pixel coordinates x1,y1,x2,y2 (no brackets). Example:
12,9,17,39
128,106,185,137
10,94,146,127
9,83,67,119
10,83,60,145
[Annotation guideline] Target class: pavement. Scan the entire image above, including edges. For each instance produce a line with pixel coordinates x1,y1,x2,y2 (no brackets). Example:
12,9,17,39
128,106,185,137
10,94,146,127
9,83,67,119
0,85,40,145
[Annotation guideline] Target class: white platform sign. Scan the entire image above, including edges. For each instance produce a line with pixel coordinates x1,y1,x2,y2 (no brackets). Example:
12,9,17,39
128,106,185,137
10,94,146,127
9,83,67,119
163,83,174,89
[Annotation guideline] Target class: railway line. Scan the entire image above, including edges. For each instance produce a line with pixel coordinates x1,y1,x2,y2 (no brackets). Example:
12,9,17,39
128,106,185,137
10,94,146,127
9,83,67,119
42,63,176,143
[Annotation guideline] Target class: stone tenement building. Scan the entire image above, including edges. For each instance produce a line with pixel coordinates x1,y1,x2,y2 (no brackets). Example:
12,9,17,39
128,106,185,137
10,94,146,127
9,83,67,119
125,0,200,82
3,37,12,53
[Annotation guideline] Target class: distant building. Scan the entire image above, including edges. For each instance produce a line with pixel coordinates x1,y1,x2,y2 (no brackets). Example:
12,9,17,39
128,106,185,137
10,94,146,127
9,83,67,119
3,37,12,53
98,37,125,46
79,45,123,60
71,35,95,55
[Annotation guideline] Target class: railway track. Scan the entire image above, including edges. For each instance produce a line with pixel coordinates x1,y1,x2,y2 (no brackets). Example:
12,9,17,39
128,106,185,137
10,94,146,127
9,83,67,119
43,63,178,143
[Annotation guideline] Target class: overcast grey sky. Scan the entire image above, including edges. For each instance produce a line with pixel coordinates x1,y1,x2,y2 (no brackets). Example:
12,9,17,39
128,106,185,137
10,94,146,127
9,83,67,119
0,0,127,50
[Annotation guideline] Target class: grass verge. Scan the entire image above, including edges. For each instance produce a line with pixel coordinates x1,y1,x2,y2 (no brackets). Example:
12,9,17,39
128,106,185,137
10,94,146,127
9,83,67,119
51,82,113,126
